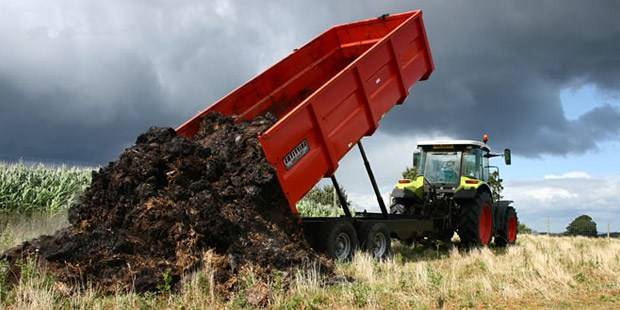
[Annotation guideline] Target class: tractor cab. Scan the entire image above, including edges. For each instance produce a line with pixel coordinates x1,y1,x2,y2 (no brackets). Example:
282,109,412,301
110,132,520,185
399,136,511,197
414,140,491,188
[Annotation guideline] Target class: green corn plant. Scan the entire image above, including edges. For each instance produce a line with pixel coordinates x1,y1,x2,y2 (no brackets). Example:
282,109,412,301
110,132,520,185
0,162,92,215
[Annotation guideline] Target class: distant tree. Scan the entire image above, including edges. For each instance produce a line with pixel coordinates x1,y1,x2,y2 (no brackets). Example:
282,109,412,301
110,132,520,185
566,215,598,237
488,171,504,200
518,223,532,234
401,166,417,180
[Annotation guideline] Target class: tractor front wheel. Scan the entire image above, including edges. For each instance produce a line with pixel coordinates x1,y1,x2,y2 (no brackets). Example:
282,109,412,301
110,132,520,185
457,192,493,247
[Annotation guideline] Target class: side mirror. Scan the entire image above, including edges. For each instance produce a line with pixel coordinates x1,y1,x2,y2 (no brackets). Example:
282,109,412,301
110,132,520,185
413,152,421,169
504,148,511,165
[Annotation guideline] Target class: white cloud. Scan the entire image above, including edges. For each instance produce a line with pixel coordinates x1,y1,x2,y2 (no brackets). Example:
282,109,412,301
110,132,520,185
519,187,578,203
505,175,619,211
543,171,592,180
347,192,391,213
503,174,620,232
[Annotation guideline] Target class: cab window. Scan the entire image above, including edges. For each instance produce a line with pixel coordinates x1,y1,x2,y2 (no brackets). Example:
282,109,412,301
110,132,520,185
462,148,482,180
424,151,460,184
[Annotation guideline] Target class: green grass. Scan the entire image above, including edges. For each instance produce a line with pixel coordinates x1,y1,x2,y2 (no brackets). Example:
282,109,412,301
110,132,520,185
1,163,619,308
0,162,91,215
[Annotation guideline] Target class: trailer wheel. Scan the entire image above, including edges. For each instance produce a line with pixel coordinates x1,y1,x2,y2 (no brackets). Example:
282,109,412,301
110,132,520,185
457,192,493,247
359,223,391,260
320,220,358,261
495,207,518,247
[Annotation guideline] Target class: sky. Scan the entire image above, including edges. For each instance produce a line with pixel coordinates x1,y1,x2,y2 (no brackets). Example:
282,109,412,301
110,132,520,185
1,1,619,233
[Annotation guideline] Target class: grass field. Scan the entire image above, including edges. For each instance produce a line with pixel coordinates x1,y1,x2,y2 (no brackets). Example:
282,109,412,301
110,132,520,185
1,214,619,309
0,163,619,309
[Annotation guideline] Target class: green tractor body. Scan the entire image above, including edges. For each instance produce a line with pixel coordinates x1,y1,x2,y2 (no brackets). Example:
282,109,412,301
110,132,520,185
390,139,518,246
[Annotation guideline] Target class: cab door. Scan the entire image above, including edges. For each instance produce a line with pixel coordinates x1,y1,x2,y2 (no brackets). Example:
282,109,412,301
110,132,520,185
462,148,484,181
482,150,490,182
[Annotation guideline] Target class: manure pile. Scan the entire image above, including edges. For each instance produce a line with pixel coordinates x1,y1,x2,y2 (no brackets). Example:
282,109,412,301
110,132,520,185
3,113,330,295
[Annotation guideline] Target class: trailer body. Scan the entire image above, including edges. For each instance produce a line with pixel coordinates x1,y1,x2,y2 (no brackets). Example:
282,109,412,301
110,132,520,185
177,11,434,214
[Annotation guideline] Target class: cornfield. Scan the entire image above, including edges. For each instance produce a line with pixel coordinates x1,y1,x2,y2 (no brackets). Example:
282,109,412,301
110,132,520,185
0,162,91,215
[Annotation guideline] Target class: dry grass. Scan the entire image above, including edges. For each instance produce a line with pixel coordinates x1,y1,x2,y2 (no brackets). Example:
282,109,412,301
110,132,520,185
1,215,619,309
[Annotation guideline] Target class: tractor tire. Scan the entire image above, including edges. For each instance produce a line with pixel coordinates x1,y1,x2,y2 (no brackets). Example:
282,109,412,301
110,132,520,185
457,192,493,247
390,203,406,215
359,222,391,260
319,220,358,261
437,229,454,244
495,207,518,247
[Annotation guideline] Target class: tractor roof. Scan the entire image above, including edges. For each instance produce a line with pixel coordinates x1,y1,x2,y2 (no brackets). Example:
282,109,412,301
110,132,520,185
417,140,491,152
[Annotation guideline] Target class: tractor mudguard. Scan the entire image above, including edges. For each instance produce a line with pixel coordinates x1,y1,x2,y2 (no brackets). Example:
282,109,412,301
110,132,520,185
391,188,419,199
453,189,477,200
392,175,425,199
454,176,492,202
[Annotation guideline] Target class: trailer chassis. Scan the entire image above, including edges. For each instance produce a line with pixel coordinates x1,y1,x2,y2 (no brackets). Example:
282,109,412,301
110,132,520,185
301,140,437,259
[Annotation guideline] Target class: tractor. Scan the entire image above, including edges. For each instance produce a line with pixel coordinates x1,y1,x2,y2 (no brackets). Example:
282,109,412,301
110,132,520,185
390,135,518,247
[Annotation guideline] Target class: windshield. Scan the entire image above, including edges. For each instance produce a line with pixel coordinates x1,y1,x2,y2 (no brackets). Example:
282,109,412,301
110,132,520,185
422,151,461,184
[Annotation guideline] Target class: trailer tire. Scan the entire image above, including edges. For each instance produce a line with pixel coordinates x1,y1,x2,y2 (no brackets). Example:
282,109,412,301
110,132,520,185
359,222,391,260
319,220,358,261
495,207,518,247
457,192,493,247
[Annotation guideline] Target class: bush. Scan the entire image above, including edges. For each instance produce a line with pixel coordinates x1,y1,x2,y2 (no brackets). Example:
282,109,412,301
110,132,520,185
518,223,532,234
296,200,344,217
566,215,598,237
296,184,353,217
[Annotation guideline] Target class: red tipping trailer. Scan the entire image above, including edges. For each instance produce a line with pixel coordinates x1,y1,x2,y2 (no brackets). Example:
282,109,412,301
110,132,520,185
177,11,434,216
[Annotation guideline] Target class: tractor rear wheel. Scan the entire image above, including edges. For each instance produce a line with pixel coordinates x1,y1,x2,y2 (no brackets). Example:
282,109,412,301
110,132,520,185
457,192,493,247
319,220,358,261
390,203,406,215
359,222,391,260
495,207,518,247
438,229,454,244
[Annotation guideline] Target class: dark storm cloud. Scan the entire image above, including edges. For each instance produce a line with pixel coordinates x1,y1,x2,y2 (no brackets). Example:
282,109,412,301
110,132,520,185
0,1,619,163
382,1,620,155
0,0,314,163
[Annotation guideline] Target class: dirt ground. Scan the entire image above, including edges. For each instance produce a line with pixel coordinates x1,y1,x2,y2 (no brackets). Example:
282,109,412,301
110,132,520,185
2,113,331,297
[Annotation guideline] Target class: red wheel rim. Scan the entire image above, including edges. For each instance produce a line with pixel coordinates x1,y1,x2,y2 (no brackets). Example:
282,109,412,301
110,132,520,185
507,215,517,243
479,204,492,245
